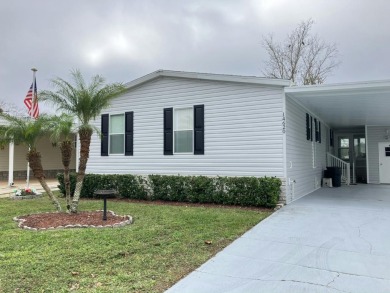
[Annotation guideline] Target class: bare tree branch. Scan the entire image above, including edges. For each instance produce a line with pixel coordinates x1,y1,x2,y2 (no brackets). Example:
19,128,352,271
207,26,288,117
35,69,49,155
262,19,340,85
0,100,27,117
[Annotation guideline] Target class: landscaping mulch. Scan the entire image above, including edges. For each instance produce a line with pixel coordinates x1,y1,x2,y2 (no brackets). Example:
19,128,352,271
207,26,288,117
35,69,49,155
16,211,129,229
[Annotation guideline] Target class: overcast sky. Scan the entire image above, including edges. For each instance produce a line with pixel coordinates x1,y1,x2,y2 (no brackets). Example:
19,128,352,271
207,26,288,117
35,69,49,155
1,0,389,113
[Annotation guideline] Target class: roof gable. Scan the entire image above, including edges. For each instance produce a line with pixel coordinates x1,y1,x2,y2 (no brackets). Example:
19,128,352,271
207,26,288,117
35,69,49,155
125,70,291,90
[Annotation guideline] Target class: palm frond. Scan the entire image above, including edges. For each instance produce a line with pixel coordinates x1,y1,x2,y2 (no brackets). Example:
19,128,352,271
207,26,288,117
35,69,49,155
71,69,87,92
46,114,76,143
40,69,125,132
0,113,51,148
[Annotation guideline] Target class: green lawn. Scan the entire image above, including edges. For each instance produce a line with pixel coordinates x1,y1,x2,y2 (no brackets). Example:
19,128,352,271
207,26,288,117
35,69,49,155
0,197,271,292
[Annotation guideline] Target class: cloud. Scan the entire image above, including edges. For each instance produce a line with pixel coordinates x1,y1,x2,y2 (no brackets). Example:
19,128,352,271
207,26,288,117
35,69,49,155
1,0,390,110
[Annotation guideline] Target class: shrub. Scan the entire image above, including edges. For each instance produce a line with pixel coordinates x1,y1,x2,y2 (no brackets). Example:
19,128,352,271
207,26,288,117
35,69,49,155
57,173,147,200
148,175,281,207
57,173,281,208
57,173,77,197
188,176,215,203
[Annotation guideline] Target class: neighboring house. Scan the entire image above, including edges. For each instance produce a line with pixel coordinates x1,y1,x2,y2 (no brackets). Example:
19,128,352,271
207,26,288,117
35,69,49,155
80,70,390,203
1,137,77,185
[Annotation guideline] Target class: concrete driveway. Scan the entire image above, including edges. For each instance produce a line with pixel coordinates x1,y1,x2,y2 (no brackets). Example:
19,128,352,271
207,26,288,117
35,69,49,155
166,185,390,293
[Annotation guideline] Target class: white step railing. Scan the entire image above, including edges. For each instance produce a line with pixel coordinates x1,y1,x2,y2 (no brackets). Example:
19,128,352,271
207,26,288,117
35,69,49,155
326,152,350,185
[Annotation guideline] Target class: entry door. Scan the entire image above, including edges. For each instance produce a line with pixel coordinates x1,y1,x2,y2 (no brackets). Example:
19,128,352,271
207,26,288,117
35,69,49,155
378,142,390,183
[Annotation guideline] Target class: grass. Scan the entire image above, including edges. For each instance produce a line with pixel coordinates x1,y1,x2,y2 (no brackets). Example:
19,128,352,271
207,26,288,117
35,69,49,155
0,196,271,292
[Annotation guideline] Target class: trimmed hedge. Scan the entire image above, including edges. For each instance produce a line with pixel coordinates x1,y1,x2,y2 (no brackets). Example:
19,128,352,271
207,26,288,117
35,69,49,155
57,173,148,200
148,175,281,207
57,173,281,208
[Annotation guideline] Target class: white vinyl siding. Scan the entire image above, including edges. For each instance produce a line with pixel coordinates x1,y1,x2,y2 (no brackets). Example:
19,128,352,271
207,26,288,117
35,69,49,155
286,97,328,203
87,76,285,177
366,126,390,183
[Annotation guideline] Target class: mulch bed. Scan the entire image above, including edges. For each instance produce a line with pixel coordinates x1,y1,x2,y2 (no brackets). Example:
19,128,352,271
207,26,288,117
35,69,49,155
14,211,132,230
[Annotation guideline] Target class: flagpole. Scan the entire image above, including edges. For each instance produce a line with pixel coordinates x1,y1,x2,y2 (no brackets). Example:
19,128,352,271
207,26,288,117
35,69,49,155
26,68,37,188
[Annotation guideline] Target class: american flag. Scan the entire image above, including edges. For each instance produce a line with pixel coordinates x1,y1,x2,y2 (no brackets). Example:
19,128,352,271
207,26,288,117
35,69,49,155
23,78,39,119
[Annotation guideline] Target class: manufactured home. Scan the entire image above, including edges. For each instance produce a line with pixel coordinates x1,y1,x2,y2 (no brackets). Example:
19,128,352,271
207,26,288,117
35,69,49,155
85,70,390,203
3,70,389,203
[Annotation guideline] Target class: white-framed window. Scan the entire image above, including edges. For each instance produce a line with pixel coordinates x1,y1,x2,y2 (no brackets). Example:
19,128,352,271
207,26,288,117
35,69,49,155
109,114,125,154
338,137,350,162
174,107,193,153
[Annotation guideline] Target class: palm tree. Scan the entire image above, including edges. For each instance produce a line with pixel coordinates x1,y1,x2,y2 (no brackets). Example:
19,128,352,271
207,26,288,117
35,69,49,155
47,114,75,212
40,70,126,213
0,114,62,211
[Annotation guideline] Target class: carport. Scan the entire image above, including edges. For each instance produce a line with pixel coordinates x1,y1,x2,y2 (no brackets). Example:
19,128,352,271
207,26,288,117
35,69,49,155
283,80,390,202
285,80,390,183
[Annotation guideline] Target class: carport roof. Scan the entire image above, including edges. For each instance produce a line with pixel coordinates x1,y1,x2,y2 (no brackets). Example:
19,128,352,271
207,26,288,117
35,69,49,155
285,80,390,128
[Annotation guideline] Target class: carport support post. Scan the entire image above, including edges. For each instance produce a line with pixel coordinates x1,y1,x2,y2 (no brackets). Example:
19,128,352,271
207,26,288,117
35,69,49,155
8,142,14,186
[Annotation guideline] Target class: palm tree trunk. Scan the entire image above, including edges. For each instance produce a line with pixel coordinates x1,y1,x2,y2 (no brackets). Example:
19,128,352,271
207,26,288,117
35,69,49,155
38,178,62,211
27,149,62,212
60,140,73,212
70,128,92,213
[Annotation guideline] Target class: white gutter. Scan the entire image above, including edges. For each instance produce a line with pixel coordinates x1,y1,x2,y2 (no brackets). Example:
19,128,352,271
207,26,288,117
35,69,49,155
285,79,390,94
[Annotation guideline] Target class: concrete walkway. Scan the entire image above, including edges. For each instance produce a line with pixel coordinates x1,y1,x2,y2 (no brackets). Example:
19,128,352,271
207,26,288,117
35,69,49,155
166,185,390,293
0,178,59,198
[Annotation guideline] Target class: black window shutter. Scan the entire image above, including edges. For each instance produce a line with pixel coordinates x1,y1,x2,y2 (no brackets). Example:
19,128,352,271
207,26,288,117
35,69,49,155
164,108,173,155
125,111,133,156
310,116,313,141
194,104,204,155
306,113,310,140
330,129,334,147
318,121,321,143
101,114,109,156
314,118,318,142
